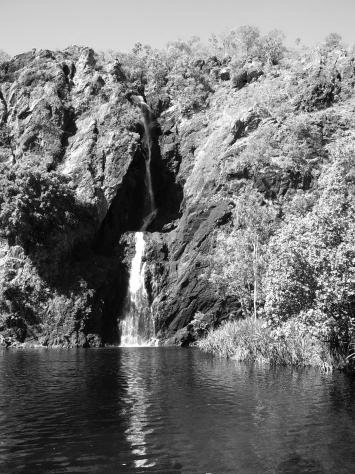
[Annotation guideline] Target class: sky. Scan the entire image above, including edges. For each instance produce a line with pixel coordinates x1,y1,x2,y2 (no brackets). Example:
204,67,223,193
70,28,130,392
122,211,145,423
1,0,355,55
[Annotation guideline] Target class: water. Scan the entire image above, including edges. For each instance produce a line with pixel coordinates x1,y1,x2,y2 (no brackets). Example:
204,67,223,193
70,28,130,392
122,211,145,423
140,101,156,229
132,96,156,232
120,99,157,346
120,233,155,347
0,347,355,473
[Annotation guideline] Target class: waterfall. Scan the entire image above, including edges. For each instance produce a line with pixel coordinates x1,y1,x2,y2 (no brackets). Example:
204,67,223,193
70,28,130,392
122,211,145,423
119,98,157,346
120,232,155,346
140,100,157,231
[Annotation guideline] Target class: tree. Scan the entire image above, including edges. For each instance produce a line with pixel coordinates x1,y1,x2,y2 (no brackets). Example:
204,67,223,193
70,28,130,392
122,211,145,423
0,123,15,162
236,25,261,58
258,29,286,65
0,50,10,64
264,137,355,349
210,188,277,319
166,44,213,115
0,165,92,253
208,26,261,60
324,32,344,51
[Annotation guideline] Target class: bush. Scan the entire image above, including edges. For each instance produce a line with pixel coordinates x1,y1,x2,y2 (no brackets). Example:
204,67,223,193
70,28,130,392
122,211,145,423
166,56,214,116
198,318,270,359
264,138,355,351
0,50,10,64
0,165,93,252
209,187,277,318
198,318,335,369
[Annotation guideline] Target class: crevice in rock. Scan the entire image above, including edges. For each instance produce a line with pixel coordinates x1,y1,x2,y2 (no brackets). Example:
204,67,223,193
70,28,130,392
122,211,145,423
92,105,184,343
61,106,77,150
93,149,148,255
62,64,70,79
46,106,78,170
0,89,8,124
149,132,184,232
94,112,184,254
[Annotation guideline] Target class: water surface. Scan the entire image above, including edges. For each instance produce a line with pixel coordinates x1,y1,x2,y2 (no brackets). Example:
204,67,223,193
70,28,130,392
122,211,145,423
0,347,354,473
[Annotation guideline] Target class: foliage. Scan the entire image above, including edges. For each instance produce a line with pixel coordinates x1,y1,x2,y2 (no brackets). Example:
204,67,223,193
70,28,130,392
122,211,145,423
1,28,355,357
202,33,355,368
264,136,355,351
323,32,344,52
0,123,15,160
0,250,95,345
121,43,169,95
209,187,277,318
190,311,211,338
197,318,335,369
0,49,10,64
166,57,213,115
198,318,270,358
236,114,326,175
208,26,285,65
0,165,93,252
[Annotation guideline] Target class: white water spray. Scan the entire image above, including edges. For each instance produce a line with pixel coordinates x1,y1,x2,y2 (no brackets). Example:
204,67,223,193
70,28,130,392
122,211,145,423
120,232,155,346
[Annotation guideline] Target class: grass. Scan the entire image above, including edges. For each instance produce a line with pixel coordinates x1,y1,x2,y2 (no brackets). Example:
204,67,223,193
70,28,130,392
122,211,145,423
197,318,338,370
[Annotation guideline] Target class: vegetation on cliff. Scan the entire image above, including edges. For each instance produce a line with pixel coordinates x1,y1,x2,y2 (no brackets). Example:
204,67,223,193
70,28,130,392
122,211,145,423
0,27,354,364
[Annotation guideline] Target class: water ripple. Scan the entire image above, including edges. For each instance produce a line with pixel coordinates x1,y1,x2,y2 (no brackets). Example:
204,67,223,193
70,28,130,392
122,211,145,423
0,347,355,473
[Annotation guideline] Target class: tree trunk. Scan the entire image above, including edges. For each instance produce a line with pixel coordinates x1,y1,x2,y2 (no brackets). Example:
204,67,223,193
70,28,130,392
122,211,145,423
252,236,259,320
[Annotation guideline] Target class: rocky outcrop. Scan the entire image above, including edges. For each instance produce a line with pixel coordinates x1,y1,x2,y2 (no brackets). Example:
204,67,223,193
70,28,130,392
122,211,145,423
0,47,143,346
1,45,352,347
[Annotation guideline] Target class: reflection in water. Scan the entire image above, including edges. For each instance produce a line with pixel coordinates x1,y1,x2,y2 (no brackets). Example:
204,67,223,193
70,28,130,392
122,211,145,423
122,352,155,469
0,347,355,473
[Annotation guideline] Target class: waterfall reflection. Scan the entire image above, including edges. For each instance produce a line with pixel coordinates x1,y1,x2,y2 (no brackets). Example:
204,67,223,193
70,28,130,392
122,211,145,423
120,349,156,469
1,348,355,473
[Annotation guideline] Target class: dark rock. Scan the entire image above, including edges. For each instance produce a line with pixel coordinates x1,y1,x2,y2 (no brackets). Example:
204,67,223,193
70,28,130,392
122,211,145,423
110,60,126,82
228,109,262,145
233,70,248,89
220,68,230,81
246,69,263,83
144,201,237,340
193,59,205,69
232,69,263,89
206,56,221,68
165,326,195,347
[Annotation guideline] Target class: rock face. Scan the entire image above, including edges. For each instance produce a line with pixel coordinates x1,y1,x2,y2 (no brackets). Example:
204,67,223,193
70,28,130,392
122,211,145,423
1,46,353,347
0,47,239,346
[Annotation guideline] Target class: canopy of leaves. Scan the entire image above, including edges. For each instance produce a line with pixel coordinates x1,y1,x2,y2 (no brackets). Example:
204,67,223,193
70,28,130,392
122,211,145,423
0,165,93,252
0,49,10,64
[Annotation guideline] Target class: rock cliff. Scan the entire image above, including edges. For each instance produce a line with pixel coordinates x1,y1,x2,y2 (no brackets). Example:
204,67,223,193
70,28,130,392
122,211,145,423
0,43,354,347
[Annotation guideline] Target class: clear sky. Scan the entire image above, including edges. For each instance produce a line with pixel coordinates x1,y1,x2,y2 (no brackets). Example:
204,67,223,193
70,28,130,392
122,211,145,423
1,0,355,55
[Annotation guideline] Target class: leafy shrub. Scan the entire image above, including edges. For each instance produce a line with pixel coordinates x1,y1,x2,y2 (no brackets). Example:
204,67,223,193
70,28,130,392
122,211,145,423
0,165,93,252
208,26,285,65
198,318,270,359
166,54,214,116
190,311,210,338
296,66,341,112
0,49,10,64
209,187,277,318
198,318,335,369
264,138,355,350
236,114,325,175
18,68,55,87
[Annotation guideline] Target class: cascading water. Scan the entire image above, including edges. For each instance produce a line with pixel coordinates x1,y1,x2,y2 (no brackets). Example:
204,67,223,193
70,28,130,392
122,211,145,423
140,100,157,231
119,98,157,346
120,232,155,346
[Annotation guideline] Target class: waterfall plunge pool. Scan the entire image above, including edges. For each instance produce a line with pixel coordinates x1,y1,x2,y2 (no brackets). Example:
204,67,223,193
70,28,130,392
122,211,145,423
0,347,355,473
